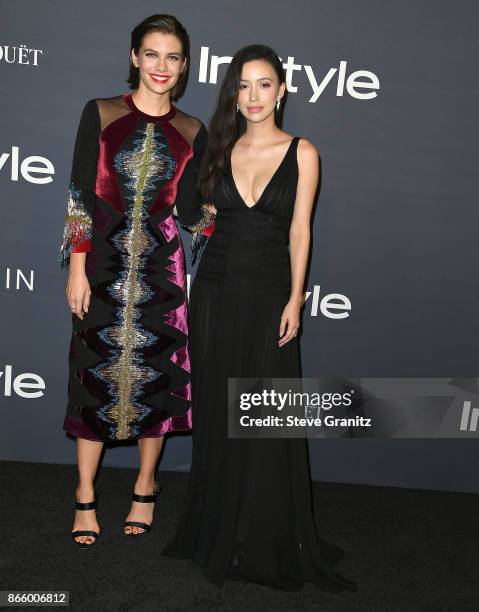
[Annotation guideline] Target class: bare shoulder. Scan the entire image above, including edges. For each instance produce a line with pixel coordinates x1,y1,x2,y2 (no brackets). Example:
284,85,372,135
297,137,320,162
296,138,320,179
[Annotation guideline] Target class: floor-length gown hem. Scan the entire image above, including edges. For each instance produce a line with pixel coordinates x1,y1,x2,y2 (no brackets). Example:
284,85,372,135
164,135,357,592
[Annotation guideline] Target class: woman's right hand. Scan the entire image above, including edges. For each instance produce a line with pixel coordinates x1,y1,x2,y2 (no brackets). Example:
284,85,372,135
66,255,91,320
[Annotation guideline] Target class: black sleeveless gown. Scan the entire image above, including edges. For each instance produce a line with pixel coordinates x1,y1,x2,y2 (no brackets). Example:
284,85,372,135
164,137,356,592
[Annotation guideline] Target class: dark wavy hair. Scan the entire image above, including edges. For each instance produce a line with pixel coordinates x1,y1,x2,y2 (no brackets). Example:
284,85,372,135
198,44,287,199
127,14,190,101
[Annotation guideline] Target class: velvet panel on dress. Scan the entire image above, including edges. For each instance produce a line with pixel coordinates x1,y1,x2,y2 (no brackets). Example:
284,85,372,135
62,95,205,441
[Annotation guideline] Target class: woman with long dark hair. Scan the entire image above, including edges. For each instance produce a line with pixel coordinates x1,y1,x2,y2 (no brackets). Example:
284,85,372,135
164,45,356,592
60,14,214,546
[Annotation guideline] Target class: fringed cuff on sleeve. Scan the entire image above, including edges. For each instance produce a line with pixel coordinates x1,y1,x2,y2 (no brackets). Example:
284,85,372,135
185,206,216,234
58,183,93,268
187,206,216,266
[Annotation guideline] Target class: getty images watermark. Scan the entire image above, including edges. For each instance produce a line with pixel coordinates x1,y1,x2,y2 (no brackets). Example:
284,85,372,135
227,378,479,438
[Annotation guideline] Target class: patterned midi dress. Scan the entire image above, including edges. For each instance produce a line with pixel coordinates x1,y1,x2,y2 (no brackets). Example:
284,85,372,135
59,93,213,441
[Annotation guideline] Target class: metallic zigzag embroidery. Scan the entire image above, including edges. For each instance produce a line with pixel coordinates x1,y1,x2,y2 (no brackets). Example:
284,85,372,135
92,122,176,439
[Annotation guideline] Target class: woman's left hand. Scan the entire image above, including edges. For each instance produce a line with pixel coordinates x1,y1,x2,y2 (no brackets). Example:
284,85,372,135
279,298,301,347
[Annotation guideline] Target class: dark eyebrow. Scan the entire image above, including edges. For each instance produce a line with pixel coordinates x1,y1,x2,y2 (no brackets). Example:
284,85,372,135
239,77,273,83
143,48,182,55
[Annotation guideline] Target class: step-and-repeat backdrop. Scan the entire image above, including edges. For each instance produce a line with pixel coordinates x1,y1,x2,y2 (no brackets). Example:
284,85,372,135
1,0,478,492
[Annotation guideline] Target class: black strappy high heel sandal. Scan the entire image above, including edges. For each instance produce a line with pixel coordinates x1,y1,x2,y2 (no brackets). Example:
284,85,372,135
71,497,100,548
124,482,161,537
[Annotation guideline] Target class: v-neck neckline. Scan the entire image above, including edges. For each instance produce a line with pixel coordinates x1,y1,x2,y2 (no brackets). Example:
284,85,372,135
229,137,296,210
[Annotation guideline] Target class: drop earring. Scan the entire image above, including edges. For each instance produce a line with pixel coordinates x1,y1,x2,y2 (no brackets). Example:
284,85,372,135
276,97,281,111
236,102,239,112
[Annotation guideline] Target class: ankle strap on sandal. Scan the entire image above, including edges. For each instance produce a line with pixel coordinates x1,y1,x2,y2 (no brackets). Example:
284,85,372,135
76,500,97,511
132,492,157,503
132,483,161,503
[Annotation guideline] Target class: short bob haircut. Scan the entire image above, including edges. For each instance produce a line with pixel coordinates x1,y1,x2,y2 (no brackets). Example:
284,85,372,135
127,14,190,101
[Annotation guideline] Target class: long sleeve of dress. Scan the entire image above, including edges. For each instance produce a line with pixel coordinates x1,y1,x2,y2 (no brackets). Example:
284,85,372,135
174,122,215,263
59,99,100,268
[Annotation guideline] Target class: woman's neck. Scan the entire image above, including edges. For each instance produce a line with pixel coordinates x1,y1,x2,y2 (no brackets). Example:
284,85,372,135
132,86,172,117
240,116,282,146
